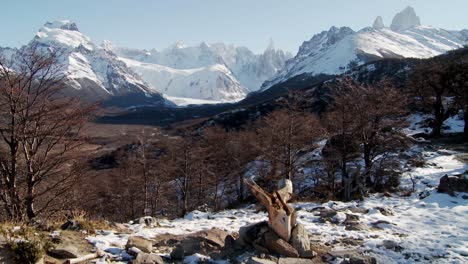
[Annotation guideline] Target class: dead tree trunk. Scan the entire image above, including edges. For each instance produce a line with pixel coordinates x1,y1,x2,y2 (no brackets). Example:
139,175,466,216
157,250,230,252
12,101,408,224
244,178,296,241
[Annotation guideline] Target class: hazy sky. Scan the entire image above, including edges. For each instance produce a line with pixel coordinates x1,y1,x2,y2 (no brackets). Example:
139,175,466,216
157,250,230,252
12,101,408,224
1,0,467,53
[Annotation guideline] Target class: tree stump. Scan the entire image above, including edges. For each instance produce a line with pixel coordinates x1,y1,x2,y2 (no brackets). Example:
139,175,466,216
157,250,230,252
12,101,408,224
244,178,296,241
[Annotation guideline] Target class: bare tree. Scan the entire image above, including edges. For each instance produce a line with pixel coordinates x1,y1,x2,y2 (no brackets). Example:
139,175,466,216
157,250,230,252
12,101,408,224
255,109,324,184
448,62,468,140
0,45,96,221
409,60,457,137
324,78,409,200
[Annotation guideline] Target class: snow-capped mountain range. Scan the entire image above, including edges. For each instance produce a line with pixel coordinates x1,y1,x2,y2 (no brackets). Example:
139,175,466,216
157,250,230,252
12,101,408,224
106,40,291,102
1,20,167,106
1,6,466,106
261,6,468,90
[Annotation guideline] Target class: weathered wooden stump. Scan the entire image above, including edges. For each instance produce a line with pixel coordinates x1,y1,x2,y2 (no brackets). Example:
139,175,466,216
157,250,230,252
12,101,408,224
244,178,296,242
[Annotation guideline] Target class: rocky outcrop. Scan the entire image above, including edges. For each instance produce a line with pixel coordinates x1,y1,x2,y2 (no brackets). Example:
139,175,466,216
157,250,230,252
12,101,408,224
438,173,468,195
372,16,385,30
390,6,421,31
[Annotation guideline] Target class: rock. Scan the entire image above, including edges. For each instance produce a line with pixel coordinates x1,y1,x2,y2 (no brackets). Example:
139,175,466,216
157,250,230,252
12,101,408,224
126,236,153,253
112,223,130,232
348,207,369,214
133,216,158,227
191,228,229,248
133,252,163,264
438,174,468,195
419,190,431,199
169,228,229,259
263,230,299,258
344,214,359,223
290,223,311,258
278,257,316,264
47,245,79,259
343,213,366,231
376,207,394,216
248,256,277,264
372,16,385,30
344,223,368,231
60,220,81,231
340,256,377,264
238,221,269,246
390,6,421,31
316,209,337,223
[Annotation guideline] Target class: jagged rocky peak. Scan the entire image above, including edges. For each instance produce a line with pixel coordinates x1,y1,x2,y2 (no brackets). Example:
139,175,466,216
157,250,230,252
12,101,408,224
43,20,79,31
390,6,421,31
373,16,385,30
297,26,354,57
172,41,186,49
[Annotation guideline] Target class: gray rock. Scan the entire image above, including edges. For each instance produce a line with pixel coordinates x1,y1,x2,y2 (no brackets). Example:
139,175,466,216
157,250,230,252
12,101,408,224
278,257,316,264
290,223,311,258
47,245,79,259
438,174,468,195
133,252,163,264
126,236,153,253
60,220,81,231
376,207,394,216
169,228,229,259
340,256,377,264
134,216,158,227
238,221,269,246
263,230,299,258
248,256,277,264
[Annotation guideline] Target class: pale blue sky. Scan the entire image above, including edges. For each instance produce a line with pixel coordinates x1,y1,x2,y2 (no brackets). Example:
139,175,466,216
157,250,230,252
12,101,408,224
1,0,467,53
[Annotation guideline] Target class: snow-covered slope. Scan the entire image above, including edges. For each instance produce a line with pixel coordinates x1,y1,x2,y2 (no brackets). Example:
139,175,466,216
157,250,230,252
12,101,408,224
106,41,291,102
88,146,468,263
121,57,246,101
262,6,467,90
5,20,167,106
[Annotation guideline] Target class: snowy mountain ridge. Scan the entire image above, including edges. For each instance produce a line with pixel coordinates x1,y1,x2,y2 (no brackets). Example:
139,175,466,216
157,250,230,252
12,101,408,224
106,40,292,102
0,20,168,106
261,6,468,91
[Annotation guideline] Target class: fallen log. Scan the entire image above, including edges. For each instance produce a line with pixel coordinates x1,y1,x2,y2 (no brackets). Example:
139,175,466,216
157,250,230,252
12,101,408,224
63,249,105,264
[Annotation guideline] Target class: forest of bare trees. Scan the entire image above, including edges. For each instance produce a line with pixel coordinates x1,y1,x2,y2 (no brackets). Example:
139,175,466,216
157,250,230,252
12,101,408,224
0,47,466,222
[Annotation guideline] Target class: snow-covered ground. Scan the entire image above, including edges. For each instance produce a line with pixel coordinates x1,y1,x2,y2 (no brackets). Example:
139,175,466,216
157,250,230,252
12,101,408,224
163,95,237,107
88,146,468,263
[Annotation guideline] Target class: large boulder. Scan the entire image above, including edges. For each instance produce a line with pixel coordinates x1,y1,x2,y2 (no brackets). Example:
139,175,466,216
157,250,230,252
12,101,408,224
247,256,277,264
289,223,312,258
262,230,299,258
238,221,269,247
278,257,316,264
438,174,468,195
340,256,377,264
126,236,153,253
47,245,79,259
170,228,230,260
133,252,163,264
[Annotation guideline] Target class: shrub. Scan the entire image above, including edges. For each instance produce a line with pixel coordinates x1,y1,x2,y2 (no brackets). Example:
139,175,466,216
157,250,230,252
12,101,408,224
11,240,44,264
0,224,52,264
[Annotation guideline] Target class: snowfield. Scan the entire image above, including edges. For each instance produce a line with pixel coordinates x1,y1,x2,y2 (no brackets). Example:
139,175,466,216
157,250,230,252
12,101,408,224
88,147,468,263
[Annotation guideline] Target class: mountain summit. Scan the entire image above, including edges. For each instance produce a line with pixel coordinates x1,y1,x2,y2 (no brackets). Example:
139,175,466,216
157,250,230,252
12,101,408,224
108,41,291,102
14,20,168,106
390,6,421,31
372,16,385,30
261,7,466,91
